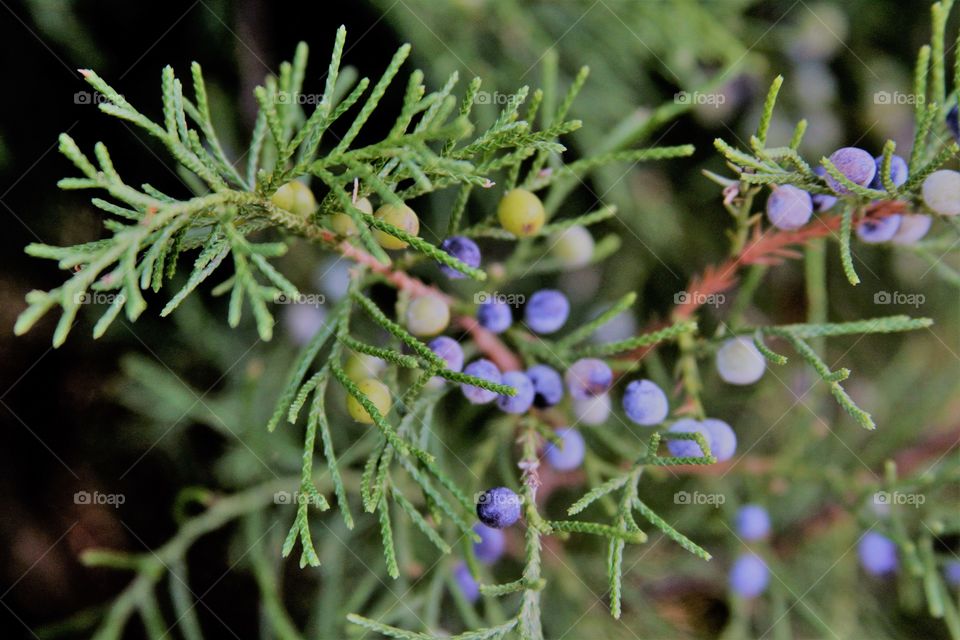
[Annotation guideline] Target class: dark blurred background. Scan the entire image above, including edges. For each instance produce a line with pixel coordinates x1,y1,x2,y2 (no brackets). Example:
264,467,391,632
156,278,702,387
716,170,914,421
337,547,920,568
0,1,954,638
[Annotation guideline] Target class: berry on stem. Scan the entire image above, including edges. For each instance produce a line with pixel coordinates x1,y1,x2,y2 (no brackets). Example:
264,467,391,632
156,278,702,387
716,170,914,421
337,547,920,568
497,371,534,414
347,379,391,424
476,487,522,529
824,147,876,194
271,180,316,217
527,364,564,407
891,214,932,244
856,215,902,243
573,393,611,425
428,336,464,373
766,185,813,230
461,359,502,404
331,196,372,237
702,418,737,462
345,352,387,381
729,553,770,598
812,166,838,211
544,427,586,471
858,531,898,576
869,154,908,190
716,337,766,385
922,169,960,216
550,225,595,268
666,419,710,458
373,203,420,249
524,289,570,334
472,523,506,564
405,294,450,337
622,379,669,426
477,300,513,334
453,562,480,603
497,188,546,237
735,505,772,541
439,236,481,279
565,358,613,400
282,304,327,346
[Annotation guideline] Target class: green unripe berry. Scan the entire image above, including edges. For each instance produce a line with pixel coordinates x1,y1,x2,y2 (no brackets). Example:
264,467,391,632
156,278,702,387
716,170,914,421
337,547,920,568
497,188,545,237
347,378,391,423
271,181,316,217
331,197,373,237
405,294,450,337
550,224,594,268
373,203,420,249
345,352,387,382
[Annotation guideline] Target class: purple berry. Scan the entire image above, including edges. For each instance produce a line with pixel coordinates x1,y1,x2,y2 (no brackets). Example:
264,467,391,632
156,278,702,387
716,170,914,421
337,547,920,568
869,154,908,190
766,185,813,230
461,359,502,404
565,358,613,401
453,562,480,602
948,104,959,143
812,167,838,212
824,147,876,194
702,418,737,462
944,560,960,587
472,523,506,564
476,487,522,529
735,505,771,541
859,531,898,576
524,289,570,334
666,419,710,458
622,379,669,426
857,215,902,243
497,371,535,414
477,301,512,334
544,427,586,471
892,214,932,245
729,553,770,598
440,236,481,279
716,337,766,385
429,336,464,373
527,365,563,407
282,304,327,346
572,393,611,425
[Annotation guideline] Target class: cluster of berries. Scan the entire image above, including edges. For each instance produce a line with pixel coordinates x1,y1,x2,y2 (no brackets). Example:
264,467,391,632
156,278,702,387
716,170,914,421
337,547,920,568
729,505,772,599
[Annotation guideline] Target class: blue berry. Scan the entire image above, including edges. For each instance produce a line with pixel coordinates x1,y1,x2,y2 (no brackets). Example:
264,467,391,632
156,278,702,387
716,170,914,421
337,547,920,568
283,304,327,346
824,147,876,194
922,169,960,216
565,358,613,401
476,487,522,529
948,104,959,143
812,167,838,212
944,560,960,588
702,418,737,462
856,215,902,243
477,300,513,334
666,419,710,458
859,531,898,576
735,505,771,541
440,236,481,279
869,154,908,190
453,562,480,602
472,523,506,564
622,379,669,426
461,359,502,404
766,185,813,230
716,337,766,385
544,427,586,471
527,365,564,407
429,336,464,373
729,553,770,598
524,289,570,334
572,393,611,425
497,371,535,414
892,214,932,245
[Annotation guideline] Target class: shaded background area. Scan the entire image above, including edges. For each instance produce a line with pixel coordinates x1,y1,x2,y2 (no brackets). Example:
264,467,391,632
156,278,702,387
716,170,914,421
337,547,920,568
0,1,957,638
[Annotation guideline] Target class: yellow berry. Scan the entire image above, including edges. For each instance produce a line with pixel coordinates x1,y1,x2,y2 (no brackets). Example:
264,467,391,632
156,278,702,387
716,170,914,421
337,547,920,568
271,181,316,217
331,197,372,237
347,378,391,423
405,294,450,337
344,351,387,381
373,203,419,250
550,225,594,267
497,188,545,237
